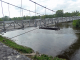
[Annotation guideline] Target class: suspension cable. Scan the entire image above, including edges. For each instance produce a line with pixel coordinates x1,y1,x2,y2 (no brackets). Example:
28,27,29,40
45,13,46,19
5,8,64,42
0,0,42,16
29,10,31,17
1,0,4,18
1,0,6,33
20,6,21,17
29,0,55,12
21,0,23,18
8,4,10,20
45,7,46,19
45,7,46,15
21,0,24,29
35,3,36,16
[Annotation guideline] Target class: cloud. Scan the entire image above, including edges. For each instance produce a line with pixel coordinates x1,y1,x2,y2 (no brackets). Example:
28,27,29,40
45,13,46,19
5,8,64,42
0,0,80,18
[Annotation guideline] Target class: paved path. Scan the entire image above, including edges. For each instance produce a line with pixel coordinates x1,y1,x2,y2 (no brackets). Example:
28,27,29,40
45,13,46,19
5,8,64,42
0,42,31,60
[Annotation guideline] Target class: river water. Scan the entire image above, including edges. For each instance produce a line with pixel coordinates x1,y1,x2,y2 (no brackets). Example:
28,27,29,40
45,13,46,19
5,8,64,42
2,22,80,60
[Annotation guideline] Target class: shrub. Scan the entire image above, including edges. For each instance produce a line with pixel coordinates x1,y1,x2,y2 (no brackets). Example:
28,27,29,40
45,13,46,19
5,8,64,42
72,19,80,27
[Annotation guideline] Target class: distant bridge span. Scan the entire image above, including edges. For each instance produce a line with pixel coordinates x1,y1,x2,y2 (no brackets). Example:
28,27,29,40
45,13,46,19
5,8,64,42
0,16,80,33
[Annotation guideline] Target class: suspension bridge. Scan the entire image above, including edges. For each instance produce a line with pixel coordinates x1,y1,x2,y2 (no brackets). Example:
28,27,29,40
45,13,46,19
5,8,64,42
0,0,80,33
0,16,80,33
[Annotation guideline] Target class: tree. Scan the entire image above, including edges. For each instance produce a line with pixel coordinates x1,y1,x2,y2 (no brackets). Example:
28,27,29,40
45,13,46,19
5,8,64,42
64,12,71,17
0,18,2,21
78,13,80,16
55,10,64,17
23,16,26,20
41,15,45,19
26,16,31,19
2,16,9,21
72,19,80,27
72,11,79,16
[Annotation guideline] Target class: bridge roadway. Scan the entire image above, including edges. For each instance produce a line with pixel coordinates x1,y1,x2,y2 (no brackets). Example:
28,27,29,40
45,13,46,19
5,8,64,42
0,16,80,33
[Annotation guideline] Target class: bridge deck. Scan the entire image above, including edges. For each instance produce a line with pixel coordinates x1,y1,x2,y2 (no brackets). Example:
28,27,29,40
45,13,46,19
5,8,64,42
0,16,80,33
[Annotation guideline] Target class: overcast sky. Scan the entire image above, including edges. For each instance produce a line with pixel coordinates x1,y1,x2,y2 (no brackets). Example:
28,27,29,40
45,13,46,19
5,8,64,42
0,0,80,18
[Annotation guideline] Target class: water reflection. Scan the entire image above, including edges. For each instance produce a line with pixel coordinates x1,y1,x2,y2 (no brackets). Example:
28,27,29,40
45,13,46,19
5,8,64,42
57,26,80,60
2,22,80,60
58,22,72,29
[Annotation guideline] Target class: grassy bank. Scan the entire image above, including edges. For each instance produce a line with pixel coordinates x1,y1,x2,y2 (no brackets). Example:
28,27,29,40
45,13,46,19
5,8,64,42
0,35,66,60
0,35,33,53
32,54,66,60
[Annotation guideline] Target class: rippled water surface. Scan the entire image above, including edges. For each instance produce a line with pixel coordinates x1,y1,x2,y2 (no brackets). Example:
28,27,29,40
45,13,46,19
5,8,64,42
2,22,80,60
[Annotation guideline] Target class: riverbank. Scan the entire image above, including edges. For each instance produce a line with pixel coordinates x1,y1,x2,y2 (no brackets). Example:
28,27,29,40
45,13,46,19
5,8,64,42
0,41,31,60
0,35,33,53
0,35,66,60
72,19,80,28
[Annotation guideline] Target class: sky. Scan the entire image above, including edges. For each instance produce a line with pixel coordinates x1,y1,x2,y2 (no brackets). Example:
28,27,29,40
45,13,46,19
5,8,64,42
0,0,80,18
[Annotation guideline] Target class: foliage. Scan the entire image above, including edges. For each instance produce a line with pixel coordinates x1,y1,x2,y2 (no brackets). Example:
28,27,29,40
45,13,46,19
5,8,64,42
2,16,10,21
32,54,66,60
0,35,33,53
64,12,71,17
56,10,64,17
0,18,3,21
0,10,80,20
71,10,79,16
72,19,80,27
78,13,80,16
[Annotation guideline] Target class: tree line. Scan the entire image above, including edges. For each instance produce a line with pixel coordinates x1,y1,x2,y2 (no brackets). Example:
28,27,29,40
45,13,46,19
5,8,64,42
0,10,80,21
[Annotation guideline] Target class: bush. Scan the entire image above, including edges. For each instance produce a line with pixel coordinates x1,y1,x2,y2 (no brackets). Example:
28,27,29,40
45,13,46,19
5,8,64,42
72,19,80,27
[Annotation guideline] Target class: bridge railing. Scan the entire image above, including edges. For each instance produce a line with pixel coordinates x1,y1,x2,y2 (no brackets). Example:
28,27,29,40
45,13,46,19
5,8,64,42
0,16,80,33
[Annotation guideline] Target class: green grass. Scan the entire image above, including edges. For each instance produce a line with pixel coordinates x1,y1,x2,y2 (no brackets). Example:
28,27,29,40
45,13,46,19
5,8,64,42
0,35,33,53
32,54,66,60
72,19,80,27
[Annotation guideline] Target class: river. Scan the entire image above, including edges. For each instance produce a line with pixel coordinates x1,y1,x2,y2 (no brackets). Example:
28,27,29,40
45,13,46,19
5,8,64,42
2,22,80,60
